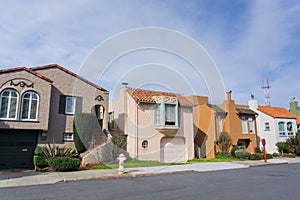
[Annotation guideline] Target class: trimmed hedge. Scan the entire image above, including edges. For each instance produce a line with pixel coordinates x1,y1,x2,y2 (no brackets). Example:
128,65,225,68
33,155,48,168
48,157,80,171
235,149,250,159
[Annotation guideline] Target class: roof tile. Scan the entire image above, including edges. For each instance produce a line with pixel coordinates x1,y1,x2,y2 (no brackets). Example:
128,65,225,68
258,106,297,119
31,64,107,91
127,88,192,106
0,67,53,83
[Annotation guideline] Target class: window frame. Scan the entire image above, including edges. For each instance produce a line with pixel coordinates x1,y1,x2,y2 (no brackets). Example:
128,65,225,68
287,122,294,136
0,89,19,120
264,122,270,131
278,121,286,137
65,96,76,115
248,117,255,134
20,91,39,121
63,133,74,141
241,116,248,133
154,102,179,127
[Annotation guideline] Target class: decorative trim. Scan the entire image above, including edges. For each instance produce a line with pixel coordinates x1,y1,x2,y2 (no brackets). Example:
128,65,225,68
10,80,34,88
95,95,104,101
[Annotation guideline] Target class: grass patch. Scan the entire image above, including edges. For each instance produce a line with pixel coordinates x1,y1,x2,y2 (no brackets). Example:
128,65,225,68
90,159,178,170
187,157,246,163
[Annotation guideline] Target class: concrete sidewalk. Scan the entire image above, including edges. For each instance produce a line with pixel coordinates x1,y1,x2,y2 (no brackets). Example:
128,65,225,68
1,157,299,188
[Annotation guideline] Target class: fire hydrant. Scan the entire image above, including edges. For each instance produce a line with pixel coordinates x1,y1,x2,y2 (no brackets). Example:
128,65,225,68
117,153,127,175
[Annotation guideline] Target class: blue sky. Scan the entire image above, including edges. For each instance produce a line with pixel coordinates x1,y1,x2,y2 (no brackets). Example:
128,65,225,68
0,0,299,108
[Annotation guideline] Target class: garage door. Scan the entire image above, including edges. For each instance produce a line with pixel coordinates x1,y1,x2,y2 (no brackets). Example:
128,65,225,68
0,130,38,169
160,137,185,163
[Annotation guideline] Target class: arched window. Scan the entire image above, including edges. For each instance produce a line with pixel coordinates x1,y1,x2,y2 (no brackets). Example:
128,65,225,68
287,122,293,136
278,122,285,137
21,91,39,120
0,89,19,120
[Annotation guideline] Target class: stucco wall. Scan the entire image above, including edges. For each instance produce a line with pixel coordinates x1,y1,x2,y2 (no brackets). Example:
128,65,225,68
111,88,194,162
34,67,109,145
0,70,51,131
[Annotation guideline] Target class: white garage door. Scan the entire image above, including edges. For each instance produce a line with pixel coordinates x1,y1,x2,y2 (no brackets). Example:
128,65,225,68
160,137,185,163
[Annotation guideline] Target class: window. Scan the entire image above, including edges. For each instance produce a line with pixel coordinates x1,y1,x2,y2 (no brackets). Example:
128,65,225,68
154,103,161,125
154,103,178,126
63,133,73,141
217,116,223,133
108,112,114,131
165,104,176,125
59,95,82,115
0,89,19,120
21,91,39,121
241,116,248,133
65,96,76,114
265,122,270,131
278,122,286,137
287,122,293,136
249,117,255,133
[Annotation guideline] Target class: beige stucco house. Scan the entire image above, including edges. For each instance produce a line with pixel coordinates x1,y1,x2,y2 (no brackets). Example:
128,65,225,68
109,85,194,163
0,64,109,169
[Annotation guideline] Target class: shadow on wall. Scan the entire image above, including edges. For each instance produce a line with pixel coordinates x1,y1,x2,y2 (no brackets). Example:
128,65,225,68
194,125,207,158
40,87,67,144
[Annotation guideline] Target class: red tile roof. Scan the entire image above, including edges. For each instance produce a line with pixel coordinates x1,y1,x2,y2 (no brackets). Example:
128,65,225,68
31,64,107,91
296,117,300,125
258,106,297,119
0,67,53,83
127,88,192,106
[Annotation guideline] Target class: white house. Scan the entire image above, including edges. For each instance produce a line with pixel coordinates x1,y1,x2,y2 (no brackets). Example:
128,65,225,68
249,98,297,153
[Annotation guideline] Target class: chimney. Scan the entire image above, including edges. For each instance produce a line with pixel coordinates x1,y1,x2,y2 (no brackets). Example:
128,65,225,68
248,94,258,110
122,82,128,88
226,90,232,100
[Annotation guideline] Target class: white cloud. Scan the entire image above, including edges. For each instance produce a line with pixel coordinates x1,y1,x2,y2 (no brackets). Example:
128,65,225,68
0,0,299,108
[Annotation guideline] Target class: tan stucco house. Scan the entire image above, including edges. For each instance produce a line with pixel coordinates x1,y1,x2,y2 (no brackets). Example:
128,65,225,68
219,91,258,154
109,85,194,163
187,95,226,158
0,64,109,169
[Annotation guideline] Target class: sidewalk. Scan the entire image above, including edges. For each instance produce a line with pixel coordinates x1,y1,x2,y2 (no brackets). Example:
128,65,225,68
1,157,300,188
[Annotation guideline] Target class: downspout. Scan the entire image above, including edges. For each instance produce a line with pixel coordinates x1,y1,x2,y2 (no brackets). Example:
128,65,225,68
136,101,139,159
214,113,218,156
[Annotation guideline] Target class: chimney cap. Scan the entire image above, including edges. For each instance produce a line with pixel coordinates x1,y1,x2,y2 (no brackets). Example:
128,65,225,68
122,82,128,87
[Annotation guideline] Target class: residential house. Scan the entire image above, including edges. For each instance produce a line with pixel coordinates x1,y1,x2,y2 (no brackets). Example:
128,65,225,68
289,101,300,131
218,91,258,154
109,85,194,163
249,98,297,153
0,64,109,169
186,95,226,158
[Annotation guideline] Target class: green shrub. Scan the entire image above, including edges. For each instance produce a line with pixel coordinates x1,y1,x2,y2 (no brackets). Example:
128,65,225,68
273,152,280,157
235,149,250,159
231,146,245,157
276,142,289,153
34,146,45,156
286,136,300,156
218,132,232,152
48,157,80,171
266,153,273,159
41,143,78,159
283,153,296,158
215,152,231,159
249,153,263,160
33,155,48,168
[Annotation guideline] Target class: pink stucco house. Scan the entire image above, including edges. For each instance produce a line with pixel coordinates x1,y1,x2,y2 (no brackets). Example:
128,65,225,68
109,84,194,163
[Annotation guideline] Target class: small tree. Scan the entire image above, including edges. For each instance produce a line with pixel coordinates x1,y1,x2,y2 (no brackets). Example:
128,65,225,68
276,142,289,154
286,136,300,156
218,132,232,152
73,113,101,153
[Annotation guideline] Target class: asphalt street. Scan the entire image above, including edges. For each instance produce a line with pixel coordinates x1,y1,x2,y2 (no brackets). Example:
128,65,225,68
1,163,299,200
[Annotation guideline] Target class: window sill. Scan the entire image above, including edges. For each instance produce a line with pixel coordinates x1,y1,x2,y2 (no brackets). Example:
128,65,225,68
0,119,40,123
155,126,179,136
